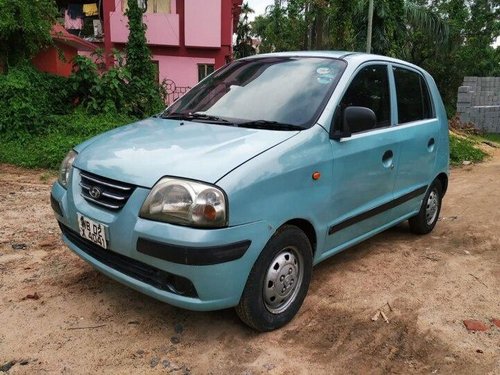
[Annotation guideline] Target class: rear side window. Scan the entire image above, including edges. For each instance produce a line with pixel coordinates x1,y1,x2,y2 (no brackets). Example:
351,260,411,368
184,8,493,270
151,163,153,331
336,64,391,133
394,67,433,123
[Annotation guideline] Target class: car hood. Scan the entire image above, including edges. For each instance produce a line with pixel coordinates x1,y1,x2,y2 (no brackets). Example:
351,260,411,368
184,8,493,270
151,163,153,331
73,117,299,188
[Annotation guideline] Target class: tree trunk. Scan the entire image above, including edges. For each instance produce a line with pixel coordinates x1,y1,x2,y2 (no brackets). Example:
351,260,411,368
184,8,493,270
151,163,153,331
366,0,374,53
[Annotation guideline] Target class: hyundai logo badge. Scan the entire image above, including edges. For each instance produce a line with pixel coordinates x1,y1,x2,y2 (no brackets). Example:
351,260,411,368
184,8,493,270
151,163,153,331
89,186,102,199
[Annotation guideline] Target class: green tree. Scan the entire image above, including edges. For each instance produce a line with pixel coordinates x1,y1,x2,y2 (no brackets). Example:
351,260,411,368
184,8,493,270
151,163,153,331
124,0,156,85
0,0,57,70
410,0,499,114
252,0,307,52
123,0,164,116
342,0,449,56
251,0,448,55
234,2,256,58
457,0,500,76
320,0,358,50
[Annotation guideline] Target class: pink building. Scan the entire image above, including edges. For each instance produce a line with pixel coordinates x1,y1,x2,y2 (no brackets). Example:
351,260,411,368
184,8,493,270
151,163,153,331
55,0,241,102
103,0,242,102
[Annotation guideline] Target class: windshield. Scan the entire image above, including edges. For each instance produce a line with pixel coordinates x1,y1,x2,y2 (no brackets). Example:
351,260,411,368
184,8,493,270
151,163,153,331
165,56,346,129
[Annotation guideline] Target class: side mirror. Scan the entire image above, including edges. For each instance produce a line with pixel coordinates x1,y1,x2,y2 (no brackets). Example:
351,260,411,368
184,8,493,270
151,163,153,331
344,106,376,133
331,106,376,140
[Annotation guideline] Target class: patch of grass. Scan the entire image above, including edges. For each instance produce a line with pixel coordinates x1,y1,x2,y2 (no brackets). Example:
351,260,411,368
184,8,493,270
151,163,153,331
482,133,500,144
40,171,58,183
0,65,72,134
449,133,488,165
0,108,136,169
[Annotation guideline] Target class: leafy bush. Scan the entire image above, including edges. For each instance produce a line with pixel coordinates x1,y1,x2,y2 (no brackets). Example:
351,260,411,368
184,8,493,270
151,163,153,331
449,133,487,165
70,55,100,104
0,65,72,134
0,0,164,169
68,1,166,118
0,108,135,169
71,53,164,118
0,0,57,68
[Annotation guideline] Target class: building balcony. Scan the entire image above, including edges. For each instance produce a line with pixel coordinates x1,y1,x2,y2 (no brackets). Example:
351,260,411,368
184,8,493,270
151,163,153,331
109,11,180,46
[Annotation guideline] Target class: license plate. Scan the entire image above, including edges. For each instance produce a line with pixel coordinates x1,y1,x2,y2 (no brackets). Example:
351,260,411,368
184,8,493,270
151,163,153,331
77,213,108,249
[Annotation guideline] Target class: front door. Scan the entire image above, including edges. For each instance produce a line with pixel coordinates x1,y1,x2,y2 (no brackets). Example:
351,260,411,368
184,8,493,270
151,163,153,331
321,64,400,258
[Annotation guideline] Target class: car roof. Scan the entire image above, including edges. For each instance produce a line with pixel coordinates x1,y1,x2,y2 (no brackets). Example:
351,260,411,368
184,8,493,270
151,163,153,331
242,51,427,74
244,51,352,59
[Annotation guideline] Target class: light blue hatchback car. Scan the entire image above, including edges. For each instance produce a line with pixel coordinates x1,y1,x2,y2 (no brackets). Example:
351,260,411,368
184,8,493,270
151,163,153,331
52,52,449,331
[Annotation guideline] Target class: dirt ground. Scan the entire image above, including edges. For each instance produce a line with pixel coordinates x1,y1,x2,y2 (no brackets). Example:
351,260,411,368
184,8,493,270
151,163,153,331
0,150,499,375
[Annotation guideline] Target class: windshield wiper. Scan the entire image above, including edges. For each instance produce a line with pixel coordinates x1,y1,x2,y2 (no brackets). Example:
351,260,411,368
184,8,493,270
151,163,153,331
161,112,231,124
162,113,303,131
236,120,304,131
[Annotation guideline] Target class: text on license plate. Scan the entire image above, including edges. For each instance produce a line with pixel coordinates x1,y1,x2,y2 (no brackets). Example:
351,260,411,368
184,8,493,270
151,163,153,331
77,213,108,249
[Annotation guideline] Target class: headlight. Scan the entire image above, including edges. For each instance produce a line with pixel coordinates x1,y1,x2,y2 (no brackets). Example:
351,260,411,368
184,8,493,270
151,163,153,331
58,150,77,189
140,178,227,228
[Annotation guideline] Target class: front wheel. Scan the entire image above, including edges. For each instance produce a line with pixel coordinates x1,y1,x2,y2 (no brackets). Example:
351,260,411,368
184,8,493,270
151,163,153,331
409,180,443,234
236,225,313,331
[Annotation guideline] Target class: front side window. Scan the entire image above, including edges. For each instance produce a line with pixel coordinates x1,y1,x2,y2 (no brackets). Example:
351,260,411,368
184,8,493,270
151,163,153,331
394,67,432,124
335,64,391,133
166,57,346,128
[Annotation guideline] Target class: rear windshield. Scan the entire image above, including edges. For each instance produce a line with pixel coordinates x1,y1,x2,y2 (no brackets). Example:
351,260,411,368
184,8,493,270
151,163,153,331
166,57,346,128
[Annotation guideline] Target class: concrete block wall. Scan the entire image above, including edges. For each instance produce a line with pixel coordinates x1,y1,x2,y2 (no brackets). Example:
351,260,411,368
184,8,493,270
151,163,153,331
457,76,500,133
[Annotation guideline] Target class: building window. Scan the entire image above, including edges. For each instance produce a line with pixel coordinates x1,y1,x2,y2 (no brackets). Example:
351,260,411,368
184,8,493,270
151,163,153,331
198,64,215,82
122,0,171,14
152,60,159,83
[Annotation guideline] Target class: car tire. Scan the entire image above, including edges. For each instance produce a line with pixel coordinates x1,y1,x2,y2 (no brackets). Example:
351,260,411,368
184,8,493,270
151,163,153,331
235,225,313,332
409,180,443,235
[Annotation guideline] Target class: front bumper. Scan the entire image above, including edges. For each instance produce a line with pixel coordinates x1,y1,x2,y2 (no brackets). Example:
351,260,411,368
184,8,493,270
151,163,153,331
51,170,272,311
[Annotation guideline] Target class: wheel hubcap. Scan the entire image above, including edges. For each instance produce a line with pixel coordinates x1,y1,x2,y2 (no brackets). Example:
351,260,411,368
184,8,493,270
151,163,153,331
263,247,303,314
425,189,439,225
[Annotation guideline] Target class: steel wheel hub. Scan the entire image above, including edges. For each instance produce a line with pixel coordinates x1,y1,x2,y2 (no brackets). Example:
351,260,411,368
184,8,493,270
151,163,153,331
263,247,303,314
426,189,439,225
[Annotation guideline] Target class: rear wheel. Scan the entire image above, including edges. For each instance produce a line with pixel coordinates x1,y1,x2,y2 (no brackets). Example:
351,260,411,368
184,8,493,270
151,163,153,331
236,225,312,331
409,180,443,234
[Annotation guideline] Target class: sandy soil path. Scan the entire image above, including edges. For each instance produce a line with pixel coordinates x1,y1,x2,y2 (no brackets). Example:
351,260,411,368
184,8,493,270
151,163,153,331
0,151,499,374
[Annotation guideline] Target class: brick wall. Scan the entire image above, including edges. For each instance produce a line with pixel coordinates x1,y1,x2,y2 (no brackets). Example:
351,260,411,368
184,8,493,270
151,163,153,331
457,77,500,133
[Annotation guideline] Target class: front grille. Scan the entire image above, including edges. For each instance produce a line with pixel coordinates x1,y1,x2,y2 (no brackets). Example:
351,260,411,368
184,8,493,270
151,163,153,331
59,223,198,297
79,170,135,210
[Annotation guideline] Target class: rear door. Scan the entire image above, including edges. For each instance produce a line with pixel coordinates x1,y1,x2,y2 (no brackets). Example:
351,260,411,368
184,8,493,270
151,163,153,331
389,65,439,219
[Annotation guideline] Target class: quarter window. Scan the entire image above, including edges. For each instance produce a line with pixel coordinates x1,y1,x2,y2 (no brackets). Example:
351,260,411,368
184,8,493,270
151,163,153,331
394,67,432,123
335,64,391,133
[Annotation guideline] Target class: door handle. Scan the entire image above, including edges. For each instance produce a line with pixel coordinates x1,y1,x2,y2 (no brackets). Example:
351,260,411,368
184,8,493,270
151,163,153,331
382,150,394,169
427,138,435,152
